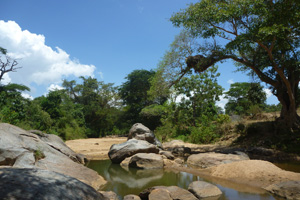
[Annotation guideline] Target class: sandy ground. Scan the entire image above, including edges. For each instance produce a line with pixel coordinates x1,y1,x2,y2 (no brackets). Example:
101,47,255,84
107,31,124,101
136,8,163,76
66,137,127,160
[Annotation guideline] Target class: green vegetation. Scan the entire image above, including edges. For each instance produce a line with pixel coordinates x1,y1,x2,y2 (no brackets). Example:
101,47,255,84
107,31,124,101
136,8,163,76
1,1,300,154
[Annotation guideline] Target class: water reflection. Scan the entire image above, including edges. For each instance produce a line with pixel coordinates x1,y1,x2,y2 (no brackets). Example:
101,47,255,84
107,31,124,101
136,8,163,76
87,160,279,200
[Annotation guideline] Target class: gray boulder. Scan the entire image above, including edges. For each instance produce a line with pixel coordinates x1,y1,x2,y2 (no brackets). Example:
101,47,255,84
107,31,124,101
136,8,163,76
123,195,141,200
108,139,159,163
128,153,164,169
0,168,105,200
0,123,106,190
265,181,300,200
187,152,249,168
139,186,198,200
128,123,162,148
188,181,222,199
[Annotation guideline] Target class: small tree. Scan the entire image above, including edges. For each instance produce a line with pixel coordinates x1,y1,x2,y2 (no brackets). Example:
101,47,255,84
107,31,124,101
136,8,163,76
0,48,21,82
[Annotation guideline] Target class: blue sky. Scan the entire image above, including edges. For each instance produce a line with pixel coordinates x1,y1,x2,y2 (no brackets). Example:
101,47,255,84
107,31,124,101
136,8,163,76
1,0,278,106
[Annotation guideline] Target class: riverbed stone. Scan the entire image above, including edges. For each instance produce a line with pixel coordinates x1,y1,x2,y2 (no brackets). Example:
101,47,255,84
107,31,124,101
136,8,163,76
0,167,105,200
149,188,172,200
188,181,222,199
187,152,249,168
139,186,198,200
99,191,119,200
108,139,159,163
128,123,162,147
265,181,300,200
123,195,141,200
159,150,174,160
128,153,164,169
0,123,106,190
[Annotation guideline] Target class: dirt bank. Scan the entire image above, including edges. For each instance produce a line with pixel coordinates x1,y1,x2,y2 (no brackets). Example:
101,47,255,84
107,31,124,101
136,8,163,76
66,137,127,160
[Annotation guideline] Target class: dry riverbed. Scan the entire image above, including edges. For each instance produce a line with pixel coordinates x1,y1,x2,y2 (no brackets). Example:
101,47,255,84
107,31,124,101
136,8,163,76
66,137,127,160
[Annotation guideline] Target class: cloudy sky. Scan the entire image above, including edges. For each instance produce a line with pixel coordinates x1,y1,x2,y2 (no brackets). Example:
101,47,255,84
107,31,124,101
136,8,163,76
1,0,278,107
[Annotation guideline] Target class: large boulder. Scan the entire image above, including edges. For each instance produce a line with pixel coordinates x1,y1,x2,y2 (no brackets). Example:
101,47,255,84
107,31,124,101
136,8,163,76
0,168,105,200
265,181,300,200
188,181,222,199
108,139,159,163
149,189,172,200
203,160,300,188
128,153,164,169
0,123,106,190
139,186,198,200
187,152,249,168
128,123,162,147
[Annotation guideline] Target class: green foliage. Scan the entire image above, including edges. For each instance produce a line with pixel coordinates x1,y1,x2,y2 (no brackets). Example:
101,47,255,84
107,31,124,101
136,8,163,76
225,82,266,115
34,149,45,161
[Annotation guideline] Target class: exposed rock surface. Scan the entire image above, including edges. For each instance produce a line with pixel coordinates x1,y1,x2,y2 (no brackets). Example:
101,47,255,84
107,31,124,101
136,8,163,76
188,181,222,199
98,191,119,200
128,123,162,147
139,186,198,200
159,150,174,160
265,181,300,200
108,139,159,163
128,153,164,169
149,188,172,200
0,123,106,190
123,195,141,200
187,152,249,168
0,168,105,200
203,160,300,188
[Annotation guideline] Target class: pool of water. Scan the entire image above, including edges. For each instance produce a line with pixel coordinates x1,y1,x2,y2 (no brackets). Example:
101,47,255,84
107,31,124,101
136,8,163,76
87,160,282,200
274,162,300,173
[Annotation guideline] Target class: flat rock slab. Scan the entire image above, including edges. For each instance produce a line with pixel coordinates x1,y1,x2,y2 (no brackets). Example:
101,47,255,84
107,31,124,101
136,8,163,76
187,152,249,168
188,181,222,199
0,168,105,200
266,181,300,200
108,139,159,163
204,160,300,188
128,153,164,169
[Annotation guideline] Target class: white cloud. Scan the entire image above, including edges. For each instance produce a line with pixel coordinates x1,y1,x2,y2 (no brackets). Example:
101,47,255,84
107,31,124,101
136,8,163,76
227,79,234,84
47,84,65,92
0,20,96,95
1,73,12,85
216,94,228,111
264,88,273,99
21,92,33,100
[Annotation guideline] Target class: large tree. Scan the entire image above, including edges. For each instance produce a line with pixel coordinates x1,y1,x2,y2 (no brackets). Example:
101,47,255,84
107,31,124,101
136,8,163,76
170,0,300,128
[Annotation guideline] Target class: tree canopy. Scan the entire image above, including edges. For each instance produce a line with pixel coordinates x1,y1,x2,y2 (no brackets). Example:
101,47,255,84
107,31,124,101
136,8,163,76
171,0,300,128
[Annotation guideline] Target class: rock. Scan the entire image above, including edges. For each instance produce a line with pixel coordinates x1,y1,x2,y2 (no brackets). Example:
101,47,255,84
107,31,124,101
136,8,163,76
108,139,159,163
128,153,164,169
99,191,119,200
149,189,172,200
120,157,131,169
188,181,222,199
159,150,174,160
187,152,249,168
204,160,300,188
265,181,300,200
139,186,198,200
123,195,141,200
0,167,105,200
172,146,191,156
128,123,162,147
163,157,184,169
0,123,106,190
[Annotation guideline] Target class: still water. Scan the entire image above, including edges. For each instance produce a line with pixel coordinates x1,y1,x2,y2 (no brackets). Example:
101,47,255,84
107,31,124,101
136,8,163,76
87,160,282,200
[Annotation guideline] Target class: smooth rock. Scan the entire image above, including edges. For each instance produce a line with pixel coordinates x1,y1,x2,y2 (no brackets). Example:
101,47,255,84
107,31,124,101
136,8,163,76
99,191,119,200
128,153,164,169
128,123,162,147
108,139,159,163
187,152,249,168
0,123,106,190
0,168,105,200
139,186,197,200
123,195,141,200
188,181,222,199
266,181,300,200
159,150,174,160
149,189,172,200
